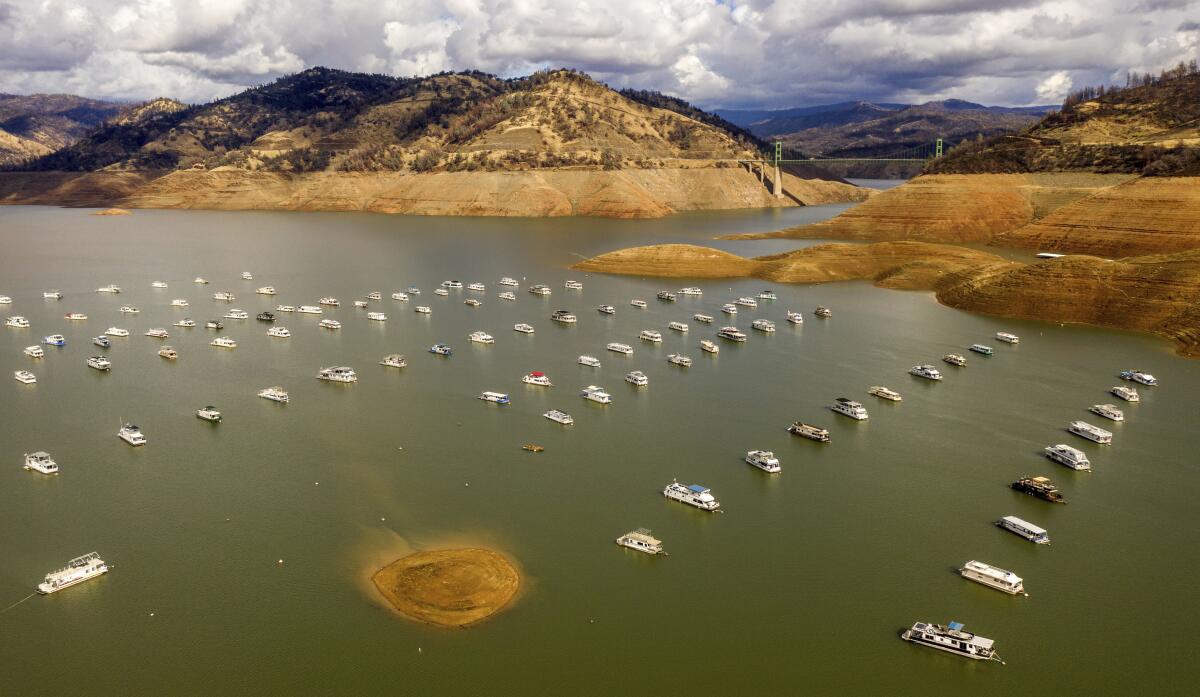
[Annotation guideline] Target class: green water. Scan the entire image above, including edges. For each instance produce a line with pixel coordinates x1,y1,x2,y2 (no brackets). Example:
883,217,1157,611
1,204,1197,696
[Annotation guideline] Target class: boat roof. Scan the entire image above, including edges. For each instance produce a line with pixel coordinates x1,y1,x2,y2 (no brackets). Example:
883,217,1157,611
530,371,545,376
1001,516,1047,534
686,484,709,493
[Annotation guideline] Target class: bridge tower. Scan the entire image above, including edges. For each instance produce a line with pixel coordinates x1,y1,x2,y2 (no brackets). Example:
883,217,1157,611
935,138,943,158
773,141,782,198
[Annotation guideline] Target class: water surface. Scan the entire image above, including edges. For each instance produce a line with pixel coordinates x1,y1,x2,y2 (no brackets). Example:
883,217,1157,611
1,204,1196,696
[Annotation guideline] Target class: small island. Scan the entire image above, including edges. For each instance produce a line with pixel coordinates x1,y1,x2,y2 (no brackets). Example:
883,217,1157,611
91,208,130,216
371,548,519,628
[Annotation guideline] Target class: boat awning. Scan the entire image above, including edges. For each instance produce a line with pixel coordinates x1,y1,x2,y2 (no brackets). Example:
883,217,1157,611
530,372,544,377
687,484,709,494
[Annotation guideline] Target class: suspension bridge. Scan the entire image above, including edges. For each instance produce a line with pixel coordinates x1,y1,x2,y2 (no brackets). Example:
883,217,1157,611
737,139,943,199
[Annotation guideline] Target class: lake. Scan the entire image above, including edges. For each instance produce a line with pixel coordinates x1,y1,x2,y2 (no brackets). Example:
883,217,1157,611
1,201,1197,696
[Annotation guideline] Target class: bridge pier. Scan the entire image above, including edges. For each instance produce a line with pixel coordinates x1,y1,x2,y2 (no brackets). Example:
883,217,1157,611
773,165,782,198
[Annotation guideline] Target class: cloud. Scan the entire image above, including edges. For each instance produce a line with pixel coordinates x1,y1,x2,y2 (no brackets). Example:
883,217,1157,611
0,0,1195,108
1035,70,1073,100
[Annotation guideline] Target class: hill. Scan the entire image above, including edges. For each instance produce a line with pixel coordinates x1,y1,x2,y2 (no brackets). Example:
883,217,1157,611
0,93,126,166
0,68,869,217
927,65,1200,175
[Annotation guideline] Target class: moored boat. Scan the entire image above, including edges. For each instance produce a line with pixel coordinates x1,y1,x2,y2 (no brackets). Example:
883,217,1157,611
196,406,221,422
909,364,943,380
103,327,128,338
380,354,407,368
667,353,692,367
630,299,647,308
211,336,237,348
522,371,552,386
544,409,573,425
814,306,832,318
700,339,719,354
693,313,714,324
580,385,611,403
745,450,781,473
14,370,36,384
624,370,648,386
668,321,689,332
1119,369,1156,386
479,391,510,404
787,421,830,442
616,528,665,555
578,355,601,367
65,312,87,320
24,345,45,358
830,397,868,419
258,386,289,403
996,515,1050,544
943,353,967,367
717,327,746,342
662,481,720,511
267,326,290,338
24,451,59,474
969,344,994,355
1068,420,1112,444
959,561,1026,595
550,309,576,323
606,342,633,355
44,333,67,344
318,319,341,329
317,366,357,383
995,332,1019,344
1110,385,1139,402
514,323,535,334
1089,403,1124,421
469,330,495,344
37,552,109,594
158,346,178,359
900,621,1001,662
428,343,452,356
87,356,112,371
868,386,902,401
639,329,662,343
751,319,775,333
1012,475,1067,502
118,423,146,446
1043,444,1091,470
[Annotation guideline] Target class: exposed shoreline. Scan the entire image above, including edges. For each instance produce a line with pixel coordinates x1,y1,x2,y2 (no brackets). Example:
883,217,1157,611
0,167,872,219
370,548,520,628
572,242,1200,358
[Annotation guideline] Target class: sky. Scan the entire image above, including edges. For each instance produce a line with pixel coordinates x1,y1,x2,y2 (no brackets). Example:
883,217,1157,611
1,0,1198,109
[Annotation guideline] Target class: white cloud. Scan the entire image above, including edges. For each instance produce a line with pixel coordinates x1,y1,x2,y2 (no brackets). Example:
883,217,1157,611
0,0,1195,107
1035,70,1073,100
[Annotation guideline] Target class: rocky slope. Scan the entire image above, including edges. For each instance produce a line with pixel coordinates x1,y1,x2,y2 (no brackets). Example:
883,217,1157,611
0,93,125,165
573,242,1200,357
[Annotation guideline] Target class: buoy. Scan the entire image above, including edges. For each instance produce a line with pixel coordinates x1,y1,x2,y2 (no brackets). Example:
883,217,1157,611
149,612,155,617
465,482,470,487
277,559,284,565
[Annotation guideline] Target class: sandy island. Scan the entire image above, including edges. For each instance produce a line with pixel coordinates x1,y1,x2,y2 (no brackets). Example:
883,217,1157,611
91,207,130,216
371,548,519,628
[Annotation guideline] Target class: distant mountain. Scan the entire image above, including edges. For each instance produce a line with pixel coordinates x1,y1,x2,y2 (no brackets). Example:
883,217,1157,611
716,101,907,137
927,66,1200,175
13,67,763,173
718,99,1054,141
0,93,126,165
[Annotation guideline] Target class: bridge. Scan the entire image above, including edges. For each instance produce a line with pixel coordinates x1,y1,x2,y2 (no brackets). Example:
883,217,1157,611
739,139,943,198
